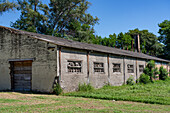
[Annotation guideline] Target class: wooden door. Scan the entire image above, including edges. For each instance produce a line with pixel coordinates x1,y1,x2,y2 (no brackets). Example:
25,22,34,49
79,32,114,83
10,60,32,91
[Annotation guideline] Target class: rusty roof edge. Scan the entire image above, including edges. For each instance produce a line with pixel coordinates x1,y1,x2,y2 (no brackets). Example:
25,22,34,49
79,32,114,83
1,26,170,63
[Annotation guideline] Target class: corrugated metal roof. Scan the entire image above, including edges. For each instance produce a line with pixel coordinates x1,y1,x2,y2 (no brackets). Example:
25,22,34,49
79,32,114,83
1,26,169,63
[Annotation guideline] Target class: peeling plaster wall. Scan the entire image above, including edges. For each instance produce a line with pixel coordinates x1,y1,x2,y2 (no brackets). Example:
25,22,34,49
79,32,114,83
89,52,108,88
124,57,137,82
109,55,124,86
60,48,87,92
0,29,57,92
136,59,146,80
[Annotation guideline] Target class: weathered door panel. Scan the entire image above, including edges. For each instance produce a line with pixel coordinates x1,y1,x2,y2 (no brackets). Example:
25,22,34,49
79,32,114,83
10,60,32,91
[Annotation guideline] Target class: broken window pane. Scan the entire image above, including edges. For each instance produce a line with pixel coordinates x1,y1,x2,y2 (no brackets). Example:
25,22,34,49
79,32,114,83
94,62,104,73
127,64,134,73
113,63,121,73
139,65,144,72
67,61,82,73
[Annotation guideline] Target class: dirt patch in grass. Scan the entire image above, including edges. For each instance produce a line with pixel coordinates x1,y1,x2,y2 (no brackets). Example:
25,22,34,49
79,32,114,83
76,103,108,110
0,92,58,107
0,100,57,106
0,92,169,113
0,92,23,99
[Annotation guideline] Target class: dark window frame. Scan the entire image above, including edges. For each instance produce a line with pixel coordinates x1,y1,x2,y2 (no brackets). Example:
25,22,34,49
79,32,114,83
67,60,82,73
127,64,134,73
113,63,121,73
94,62,104,73
139,65,144,73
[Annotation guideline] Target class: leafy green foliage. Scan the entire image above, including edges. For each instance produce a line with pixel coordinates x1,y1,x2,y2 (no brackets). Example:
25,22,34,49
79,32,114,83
48,0,99,37
78,83,94,92
126,76,135,85
139,73,150,84
91,28,163,56
53,83,63,95
117,32,133,50
153,67,159,79
100,33,118,47
143,60,159,81
159,66,168,80
158,20,170,60
10,0,99,42
0,0,18,14
2,0,167,58
91,32,133,50
128,29,164,56
65,79,170,105
11,0,49,33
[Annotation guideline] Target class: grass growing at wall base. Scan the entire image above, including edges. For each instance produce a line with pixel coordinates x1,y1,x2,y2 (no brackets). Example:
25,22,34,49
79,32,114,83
65,78,170,105
78,83,94,91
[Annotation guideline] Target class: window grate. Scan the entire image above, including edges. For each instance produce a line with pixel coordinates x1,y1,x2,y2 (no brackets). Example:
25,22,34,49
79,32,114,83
113,63,121,73
67,61,82,73
94,62,104,73
127,64,134,73
139,65,144,72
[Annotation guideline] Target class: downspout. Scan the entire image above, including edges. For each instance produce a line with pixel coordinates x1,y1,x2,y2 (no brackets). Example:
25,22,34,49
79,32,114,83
136,58,138,83
107,54,110,84
87,51,90,84
55,46,58,86
59,47,61,85
123,56,126,84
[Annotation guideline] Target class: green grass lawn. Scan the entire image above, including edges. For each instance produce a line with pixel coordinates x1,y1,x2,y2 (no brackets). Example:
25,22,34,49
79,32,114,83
65,78,170,105
0,92,170,113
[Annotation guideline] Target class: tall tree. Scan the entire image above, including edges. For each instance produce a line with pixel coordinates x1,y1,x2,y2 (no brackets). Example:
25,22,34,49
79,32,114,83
91,35,102,45
11,0,49,33
117,32,133,50
11,0,99,43
128,29,163,56
100,34,117,47
0,0,18,14
48,0,99,41
158,20,170,60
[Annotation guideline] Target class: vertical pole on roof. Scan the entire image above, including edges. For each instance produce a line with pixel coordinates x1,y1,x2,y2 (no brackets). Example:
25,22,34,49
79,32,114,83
107,54,110,84
131,40,133,51
87,51,90,84
137,34,140,52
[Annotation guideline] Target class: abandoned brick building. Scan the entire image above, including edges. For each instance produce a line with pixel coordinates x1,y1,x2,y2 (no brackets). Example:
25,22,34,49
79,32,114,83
0,26,169,92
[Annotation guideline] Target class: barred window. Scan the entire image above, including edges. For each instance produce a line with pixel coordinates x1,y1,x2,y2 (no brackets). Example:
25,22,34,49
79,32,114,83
127,64,134,73
94,62,104,73
113,63,121,73
139,65,144,72
67,61,82,73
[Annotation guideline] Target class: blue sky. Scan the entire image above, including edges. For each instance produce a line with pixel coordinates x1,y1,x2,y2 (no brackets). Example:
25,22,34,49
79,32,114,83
0,0,170,37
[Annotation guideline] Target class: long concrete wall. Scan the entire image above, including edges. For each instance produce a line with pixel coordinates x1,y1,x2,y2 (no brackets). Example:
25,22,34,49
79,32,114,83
89,52,108,88
0,28,57,92
59,49,148,91
0,28,169,93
